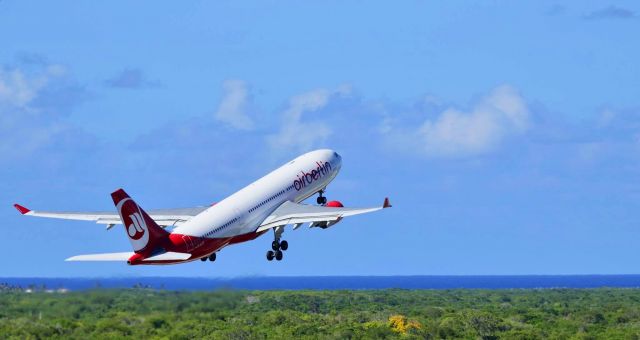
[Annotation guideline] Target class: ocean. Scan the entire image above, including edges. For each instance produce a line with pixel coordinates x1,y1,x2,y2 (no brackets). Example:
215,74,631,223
2,275,640,291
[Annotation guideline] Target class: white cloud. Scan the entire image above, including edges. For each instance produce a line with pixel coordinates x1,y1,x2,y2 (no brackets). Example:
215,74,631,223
0,64,68,110
214,79,254,130
385,85,530,158
0,63,85,162
0,68,47,109
267,86,351,153
419,85,530,157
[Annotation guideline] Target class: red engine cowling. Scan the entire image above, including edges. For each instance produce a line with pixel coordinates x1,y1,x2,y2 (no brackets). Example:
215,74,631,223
325,200,344,208
319,200,344,228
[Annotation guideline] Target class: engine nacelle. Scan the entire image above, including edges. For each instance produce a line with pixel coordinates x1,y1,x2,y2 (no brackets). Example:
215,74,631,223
318,200,344,229
325,200,344,208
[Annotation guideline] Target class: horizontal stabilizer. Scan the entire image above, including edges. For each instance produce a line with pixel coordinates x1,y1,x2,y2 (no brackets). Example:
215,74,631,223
65,251,191,262
66,252,133,261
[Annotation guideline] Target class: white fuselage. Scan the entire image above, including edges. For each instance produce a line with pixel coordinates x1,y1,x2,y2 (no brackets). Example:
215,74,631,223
172,149,342,239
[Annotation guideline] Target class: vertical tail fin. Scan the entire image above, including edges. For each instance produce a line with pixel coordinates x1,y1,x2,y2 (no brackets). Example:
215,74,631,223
111,189,168,255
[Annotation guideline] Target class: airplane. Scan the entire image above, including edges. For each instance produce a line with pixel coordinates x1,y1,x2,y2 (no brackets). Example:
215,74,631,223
14,149,391,265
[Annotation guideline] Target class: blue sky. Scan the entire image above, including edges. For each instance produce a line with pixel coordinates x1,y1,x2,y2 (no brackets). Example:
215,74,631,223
1,1,640,277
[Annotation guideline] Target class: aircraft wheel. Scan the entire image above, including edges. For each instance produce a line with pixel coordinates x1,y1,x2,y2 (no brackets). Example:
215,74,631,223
209,253,216,262
275,250,283,261
200,257,207,262
317,196,327,205
266,250,275,261
280,240,289,251
271,240,280,251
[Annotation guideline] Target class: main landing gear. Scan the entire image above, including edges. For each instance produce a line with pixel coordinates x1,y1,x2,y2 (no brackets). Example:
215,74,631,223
266,226,287,262
200,253,217,262
317,189,327,205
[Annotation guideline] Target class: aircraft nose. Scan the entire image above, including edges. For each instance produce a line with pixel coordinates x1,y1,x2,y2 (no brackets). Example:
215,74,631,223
332,151,342,166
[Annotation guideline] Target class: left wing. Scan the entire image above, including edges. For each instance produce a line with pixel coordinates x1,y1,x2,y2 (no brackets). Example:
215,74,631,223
256,198,391,232
13,204,207,229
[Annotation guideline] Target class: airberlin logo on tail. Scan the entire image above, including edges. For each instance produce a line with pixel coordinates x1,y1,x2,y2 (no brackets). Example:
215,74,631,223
293,161,332,191
117,198,150,251
127,212,146,240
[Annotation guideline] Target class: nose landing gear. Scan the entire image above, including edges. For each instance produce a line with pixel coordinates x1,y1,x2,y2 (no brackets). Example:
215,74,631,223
317,190,327,205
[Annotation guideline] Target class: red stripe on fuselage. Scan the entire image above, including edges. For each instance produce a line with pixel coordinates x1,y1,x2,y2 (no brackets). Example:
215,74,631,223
129,230,268,265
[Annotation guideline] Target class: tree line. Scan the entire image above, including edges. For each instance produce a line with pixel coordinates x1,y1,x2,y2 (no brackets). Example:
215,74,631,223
1,288,640,339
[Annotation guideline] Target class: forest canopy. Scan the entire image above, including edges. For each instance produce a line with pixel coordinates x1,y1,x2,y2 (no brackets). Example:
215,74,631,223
1,288,640,339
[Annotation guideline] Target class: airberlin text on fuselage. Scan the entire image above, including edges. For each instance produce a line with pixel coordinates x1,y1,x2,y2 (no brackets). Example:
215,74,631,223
293,161,332,191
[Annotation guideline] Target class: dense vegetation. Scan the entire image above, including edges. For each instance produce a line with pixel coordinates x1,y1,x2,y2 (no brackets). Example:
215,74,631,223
1,288,640,339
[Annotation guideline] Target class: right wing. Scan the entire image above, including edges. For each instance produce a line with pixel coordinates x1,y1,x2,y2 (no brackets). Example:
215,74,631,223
13,203,208,229
256,198,392,232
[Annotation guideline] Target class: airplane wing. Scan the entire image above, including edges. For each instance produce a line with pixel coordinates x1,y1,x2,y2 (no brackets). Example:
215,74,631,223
256,198,391,232
65,251,192,262
13,204,208,229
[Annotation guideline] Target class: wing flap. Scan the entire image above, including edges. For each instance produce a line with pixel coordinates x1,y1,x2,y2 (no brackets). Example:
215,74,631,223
257,215,342,232
95,217,191,227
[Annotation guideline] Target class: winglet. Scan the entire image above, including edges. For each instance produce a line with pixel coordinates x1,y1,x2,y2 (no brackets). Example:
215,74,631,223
14,204,31,215
383,197,392,208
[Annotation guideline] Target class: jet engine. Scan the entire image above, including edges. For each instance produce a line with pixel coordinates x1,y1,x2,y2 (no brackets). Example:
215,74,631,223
313,200,344,229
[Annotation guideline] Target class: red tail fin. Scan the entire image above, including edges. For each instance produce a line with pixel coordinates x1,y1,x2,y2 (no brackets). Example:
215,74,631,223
111,189,168,255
